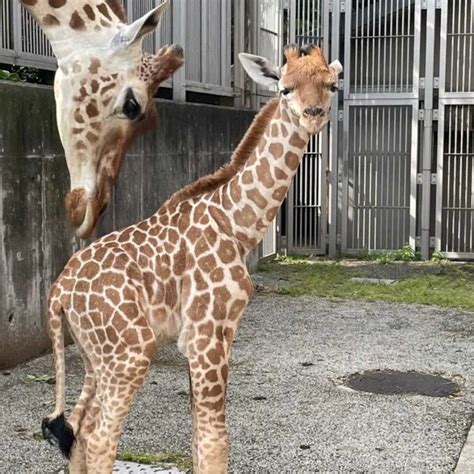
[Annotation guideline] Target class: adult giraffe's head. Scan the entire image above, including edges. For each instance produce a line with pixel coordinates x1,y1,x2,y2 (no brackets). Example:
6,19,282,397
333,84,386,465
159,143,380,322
19,0,184,238
239,44,342,135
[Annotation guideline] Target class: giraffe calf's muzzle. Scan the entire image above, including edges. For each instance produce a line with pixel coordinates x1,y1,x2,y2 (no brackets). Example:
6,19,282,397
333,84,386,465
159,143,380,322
303,106,326,118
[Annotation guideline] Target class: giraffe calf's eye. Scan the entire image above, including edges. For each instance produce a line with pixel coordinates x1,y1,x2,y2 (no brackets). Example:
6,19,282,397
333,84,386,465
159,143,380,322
281,87,293,96
329,84,338,93
122,89,141,120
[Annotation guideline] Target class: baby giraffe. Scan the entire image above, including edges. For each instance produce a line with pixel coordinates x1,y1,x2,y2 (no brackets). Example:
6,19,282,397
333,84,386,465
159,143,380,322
43,44,342,473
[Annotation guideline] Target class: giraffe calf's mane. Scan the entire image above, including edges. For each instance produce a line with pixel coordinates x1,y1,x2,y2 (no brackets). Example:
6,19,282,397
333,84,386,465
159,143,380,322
166,98,279,208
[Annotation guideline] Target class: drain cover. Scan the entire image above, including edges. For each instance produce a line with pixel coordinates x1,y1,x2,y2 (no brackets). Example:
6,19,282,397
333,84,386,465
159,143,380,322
344,370,459,397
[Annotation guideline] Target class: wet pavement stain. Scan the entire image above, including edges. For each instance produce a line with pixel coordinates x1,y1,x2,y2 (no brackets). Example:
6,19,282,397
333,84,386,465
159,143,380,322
344,370,460,397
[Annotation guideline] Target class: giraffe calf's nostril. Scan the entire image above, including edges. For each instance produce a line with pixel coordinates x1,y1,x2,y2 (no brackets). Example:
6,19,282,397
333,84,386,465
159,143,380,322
303,107,325,117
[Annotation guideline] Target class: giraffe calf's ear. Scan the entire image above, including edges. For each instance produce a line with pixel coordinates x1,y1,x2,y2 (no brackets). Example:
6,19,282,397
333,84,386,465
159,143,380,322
238,53,280,88
330,59,343,75
111,0,169,48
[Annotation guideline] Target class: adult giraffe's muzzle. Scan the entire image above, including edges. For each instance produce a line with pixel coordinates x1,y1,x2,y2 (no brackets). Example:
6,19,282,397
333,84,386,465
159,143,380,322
65,179,113,239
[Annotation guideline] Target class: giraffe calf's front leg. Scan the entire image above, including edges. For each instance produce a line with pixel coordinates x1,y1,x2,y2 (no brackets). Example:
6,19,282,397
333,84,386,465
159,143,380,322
188,339,230,474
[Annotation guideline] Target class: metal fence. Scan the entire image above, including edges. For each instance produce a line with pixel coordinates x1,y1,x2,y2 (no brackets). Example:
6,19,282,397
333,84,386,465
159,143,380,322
287,0,474,260
0,0,232,98
287,0,329,254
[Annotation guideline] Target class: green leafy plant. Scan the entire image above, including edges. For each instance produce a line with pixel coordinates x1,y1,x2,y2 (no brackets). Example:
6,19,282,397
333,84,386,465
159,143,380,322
118,450,193,472
431,251,447,263
0,66,40,83
26,373,55,384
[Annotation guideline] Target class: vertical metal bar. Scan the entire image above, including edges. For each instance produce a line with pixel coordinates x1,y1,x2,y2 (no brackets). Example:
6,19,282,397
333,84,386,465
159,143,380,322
361,0,366,92
172,0,186,101
400,0,405,91
383,0,388,92
395,0,400,93
233,0,245,107
371,0,376,94
420,1,436,258
469,1,473,92
405,0,411,90
354,0,359,93
461,0,467,92
341,101,350,253
329,0,340,256
344,0,352,99
435,98,446,252
289,0,297,44
220,0,230,88
201,0,208,85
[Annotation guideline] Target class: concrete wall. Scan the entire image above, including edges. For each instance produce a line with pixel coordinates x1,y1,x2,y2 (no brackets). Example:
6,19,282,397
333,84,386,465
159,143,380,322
0,81,255,368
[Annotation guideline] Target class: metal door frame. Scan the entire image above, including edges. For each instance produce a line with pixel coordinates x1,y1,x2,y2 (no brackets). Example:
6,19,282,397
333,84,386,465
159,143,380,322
434,0,474,259
340,0,421,254
286,0,331,255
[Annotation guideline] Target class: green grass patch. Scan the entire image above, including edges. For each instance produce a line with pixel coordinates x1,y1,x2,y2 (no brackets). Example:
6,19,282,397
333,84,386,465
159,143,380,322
118,450,192,472
260,257,474,311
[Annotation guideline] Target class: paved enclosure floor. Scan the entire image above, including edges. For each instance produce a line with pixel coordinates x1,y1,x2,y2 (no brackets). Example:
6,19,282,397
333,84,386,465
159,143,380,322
1,295,473,473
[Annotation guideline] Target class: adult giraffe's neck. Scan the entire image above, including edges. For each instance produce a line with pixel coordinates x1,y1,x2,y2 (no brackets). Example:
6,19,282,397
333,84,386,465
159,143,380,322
210,100,310,253
18,1,124,58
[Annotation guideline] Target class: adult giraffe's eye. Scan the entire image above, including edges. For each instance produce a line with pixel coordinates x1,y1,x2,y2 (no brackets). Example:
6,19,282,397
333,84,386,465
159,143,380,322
122,89,141,120
281,87,293,96
329,83,338,93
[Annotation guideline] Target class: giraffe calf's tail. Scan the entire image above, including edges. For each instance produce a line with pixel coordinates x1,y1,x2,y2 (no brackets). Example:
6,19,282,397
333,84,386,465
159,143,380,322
42,413,75,458
41,296,76,458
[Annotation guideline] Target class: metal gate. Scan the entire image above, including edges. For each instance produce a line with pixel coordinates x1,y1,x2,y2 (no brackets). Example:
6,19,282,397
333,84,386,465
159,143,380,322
341,0,421,254
287,0,474,259
287,0,330,254
435,0,474,258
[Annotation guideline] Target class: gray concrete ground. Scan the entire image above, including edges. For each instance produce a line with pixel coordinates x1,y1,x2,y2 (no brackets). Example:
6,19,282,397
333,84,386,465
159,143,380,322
1,294,473,473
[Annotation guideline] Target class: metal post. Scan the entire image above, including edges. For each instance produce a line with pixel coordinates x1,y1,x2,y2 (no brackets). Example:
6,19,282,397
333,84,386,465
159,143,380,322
233,0,246,107
12,0,22,60
328,0,340,257
172,0,186,102
420,2,436,259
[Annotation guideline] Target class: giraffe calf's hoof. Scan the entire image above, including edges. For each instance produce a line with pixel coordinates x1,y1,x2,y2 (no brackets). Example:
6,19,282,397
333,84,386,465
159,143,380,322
42,413,76,459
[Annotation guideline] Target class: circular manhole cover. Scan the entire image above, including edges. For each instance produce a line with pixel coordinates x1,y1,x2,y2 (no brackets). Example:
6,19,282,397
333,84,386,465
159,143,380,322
344,370,459,397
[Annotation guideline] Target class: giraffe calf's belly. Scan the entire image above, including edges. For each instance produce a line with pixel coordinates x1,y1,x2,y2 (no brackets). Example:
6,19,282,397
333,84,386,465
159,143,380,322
146,304,182,346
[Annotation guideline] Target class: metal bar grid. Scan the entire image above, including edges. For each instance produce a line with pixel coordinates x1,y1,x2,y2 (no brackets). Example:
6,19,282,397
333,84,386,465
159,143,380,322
443,0,474,94
287,0,329,255
342,101,418,252
344,0,421,99
294,0,323,47
1,0,232,96
436,1,474,258
435,100,474,255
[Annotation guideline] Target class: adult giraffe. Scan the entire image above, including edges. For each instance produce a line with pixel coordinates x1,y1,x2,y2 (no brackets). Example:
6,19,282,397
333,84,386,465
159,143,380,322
18,0,183,238
42,44,342,473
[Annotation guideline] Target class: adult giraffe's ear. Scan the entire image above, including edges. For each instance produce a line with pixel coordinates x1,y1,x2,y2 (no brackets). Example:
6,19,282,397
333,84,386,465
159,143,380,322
111,1,169,48
238,53,280,88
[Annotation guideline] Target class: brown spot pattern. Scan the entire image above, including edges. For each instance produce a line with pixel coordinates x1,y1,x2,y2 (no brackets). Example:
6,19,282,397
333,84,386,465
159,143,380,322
289,132,306,148
285,151,300,170
43,14,60,26
268,143,284,159
256,157,275,188
70,11,85,30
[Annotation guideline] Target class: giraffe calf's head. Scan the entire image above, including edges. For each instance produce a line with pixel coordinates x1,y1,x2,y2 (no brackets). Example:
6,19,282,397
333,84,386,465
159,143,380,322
49,2,183,238
239,45,342,135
